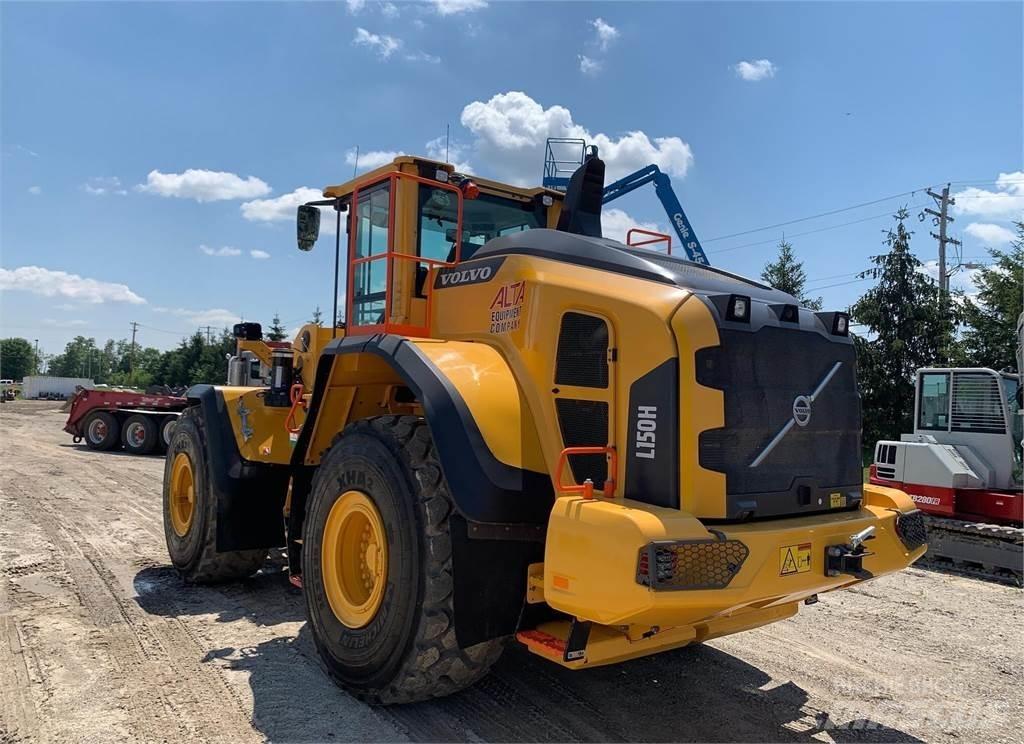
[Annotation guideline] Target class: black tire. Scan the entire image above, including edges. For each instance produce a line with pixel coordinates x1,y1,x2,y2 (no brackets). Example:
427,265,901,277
303,415,505,704
122,413,158,455
157,416,176,454
162,406,267,583
82,410,120,451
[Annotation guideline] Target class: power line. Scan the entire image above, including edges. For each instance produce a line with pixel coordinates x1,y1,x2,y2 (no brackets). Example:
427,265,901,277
806,276,874,291
704,188,927,243
707,204,928,255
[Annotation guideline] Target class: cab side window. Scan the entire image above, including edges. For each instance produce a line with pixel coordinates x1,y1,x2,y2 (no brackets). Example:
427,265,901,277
918,372,950,430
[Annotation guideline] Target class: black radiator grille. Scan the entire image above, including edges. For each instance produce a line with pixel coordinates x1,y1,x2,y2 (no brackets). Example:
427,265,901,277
555,398,609,488
555,312,609,388
697,325,862,518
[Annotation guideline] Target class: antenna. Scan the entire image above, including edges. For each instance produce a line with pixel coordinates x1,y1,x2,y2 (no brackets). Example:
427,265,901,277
352,145,360,178
445,124,450,163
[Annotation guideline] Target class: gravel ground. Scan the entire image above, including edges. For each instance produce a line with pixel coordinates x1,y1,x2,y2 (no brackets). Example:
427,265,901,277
1,400,1021,743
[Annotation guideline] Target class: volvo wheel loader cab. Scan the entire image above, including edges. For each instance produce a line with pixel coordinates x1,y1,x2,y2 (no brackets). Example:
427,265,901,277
163,152,926,704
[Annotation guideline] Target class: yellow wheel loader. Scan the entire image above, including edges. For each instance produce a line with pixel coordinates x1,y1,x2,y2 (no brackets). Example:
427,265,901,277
162,151,927,703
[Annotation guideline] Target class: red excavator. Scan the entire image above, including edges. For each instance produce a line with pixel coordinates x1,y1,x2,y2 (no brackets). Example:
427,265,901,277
870,315,1023,584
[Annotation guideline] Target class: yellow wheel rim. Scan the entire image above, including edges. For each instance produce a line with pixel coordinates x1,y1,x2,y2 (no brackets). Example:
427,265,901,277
321,490,388,629
169,452,196,537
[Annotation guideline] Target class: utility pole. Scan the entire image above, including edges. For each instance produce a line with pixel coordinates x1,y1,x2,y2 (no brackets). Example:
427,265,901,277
129,321,139,372
202,326,213,344
923,185,962,362
33,339,39,375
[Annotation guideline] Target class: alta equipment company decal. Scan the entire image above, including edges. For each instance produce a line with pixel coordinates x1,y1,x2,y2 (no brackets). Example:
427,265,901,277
490,281,525,333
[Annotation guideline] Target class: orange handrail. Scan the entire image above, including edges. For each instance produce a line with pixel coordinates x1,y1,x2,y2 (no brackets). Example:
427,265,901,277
627,228,672,255
554,446,617,499
284,383,306,435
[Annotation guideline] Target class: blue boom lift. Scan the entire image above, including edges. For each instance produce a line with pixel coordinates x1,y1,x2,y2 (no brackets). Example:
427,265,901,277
542,138,710,265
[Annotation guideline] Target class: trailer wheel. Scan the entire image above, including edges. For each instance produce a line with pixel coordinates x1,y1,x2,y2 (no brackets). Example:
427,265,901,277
123,414,158,455
302,415,505,704
83,411,120,451
158,416,176,452
163,407,267,583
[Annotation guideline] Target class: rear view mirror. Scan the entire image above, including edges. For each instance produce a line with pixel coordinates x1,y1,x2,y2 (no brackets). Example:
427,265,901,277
297,205,321,251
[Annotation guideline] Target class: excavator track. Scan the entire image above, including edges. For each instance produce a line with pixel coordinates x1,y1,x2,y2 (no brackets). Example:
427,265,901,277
919,516,1023,587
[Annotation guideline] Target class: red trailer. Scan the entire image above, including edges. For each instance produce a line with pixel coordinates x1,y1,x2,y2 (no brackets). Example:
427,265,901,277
64,388,189,455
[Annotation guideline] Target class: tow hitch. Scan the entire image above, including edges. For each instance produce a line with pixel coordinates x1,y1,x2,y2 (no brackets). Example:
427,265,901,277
825,525,876,580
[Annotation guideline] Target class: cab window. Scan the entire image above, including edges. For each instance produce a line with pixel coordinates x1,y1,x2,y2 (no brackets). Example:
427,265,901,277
418,189,545,263
918,372,950,430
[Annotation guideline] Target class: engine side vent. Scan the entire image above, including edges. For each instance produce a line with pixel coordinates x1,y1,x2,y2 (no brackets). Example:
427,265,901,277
555,312,609,388
555,398,609,488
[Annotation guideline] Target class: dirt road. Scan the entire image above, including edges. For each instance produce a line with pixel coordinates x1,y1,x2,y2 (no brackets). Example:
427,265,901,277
1,401,1021,743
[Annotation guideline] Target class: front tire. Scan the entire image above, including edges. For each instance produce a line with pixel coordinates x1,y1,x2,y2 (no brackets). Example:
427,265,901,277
302,415,505,704
162,407,266,583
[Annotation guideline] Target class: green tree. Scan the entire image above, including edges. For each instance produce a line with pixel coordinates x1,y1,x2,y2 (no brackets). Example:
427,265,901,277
0,338,36,380
761,238,823,310
851,209,949,448
955,221,1024,371
48,336,102,379
267,313,288,342
310,305,323,326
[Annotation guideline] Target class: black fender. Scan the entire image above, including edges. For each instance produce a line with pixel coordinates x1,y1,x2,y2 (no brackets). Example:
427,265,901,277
186,385,289,552
292,334,554,526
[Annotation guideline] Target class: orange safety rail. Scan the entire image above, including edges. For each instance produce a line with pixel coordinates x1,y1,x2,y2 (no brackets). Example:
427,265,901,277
346,170,464,338
627,228,672,255
554,446,617,499
284,383,306,434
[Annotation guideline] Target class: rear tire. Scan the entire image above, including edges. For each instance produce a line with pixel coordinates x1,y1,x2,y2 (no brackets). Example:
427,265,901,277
123,414,158,455
163,406,267,583
302,415,505,704
83,411,120,451
156,416,176,454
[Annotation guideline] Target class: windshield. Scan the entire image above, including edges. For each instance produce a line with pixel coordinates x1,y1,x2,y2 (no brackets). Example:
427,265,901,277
418,189,545,263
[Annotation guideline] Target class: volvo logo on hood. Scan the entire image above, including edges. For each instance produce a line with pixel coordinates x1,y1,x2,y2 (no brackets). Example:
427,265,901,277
433,256,506,289
749,362,843,468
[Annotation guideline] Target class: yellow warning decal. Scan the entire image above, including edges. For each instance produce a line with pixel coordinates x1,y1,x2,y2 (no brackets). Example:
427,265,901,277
830,492,846,508
780,543,812,575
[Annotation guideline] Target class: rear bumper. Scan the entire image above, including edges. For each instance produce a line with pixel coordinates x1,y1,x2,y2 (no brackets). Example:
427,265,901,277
543,483,926,627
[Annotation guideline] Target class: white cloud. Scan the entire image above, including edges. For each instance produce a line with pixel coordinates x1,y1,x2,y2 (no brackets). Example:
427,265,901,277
424,137,472,172
240,187,340,233
964,222,1016,245
601,208,665,245
155,306,241,327
137,169,271,202
42,318,88,327
27,186,41,195
83,176,127,196
578,55,601,75
0,266,146,304
353,27,401,59
381,2,399,18
54,303,76,311
459,90,694,185
734,59,777,81
250,249,271,260
345,0,365,12
591,18,618,51
346,148,404,172
199,245,242,257
953,172,1024,219
405,50,441,64
432,0,487,15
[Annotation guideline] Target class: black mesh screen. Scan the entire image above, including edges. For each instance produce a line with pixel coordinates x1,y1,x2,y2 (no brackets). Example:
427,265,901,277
555,313,609,388
555,398,609,488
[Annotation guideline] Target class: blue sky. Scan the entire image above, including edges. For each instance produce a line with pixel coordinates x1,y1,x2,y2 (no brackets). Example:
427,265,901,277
2,0,1022,357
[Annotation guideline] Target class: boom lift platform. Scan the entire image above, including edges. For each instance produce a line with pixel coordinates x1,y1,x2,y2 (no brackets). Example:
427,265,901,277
162,150,926,704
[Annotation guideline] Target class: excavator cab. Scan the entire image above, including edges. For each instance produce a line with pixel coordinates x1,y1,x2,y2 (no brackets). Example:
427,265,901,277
162,153,927,704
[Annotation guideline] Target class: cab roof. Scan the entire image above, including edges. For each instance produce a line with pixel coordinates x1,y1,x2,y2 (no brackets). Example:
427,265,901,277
322,155,562,204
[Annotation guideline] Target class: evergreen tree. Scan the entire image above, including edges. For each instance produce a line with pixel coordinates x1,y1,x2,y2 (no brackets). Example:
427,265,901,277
851,208,948,447
311,305,323,326
761,238,823,310
267,313,288,342
955,221,1024,371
